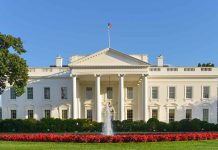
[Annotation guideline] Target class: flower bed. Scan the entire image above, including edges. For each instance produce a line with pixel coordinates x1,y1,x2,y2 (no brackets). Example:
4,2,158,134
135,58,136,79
0,132,218,143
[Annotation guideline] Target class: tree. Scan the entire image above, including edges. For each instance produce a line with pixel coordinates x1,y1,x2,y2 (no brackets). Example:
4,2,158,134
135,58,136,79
197,62,215,67
0,32,28,96
206,63,210,67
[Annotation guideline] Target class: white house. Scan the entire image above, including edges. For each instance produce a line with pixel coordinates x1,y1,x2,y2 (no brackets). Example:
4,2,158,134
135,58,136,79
1,48,218,123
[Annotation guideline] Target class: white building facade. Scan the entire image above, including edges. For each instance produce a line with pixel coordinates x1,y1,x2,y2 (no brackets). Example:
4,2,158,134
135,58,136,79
1,48,218,123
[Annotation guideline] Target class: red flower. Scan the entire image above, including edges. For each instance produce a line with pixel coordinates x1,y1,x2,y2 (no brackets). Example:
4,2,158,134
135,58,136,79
0,132,217,143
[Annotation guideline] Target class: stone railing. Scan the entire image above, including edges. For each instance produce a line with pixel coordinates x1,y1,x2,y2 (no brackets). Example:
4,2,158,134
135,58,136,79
149,67,218,76
28,67,70,77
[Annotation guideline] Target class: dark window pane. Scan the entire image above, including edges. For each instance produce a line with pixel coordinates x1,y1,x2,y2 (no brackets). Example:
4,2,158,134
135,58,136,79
107,87,113,99
86,109,92,121
28,110,34,119
44,87,50,99
127,109,133,121
27,87,33,99
169,109,175,123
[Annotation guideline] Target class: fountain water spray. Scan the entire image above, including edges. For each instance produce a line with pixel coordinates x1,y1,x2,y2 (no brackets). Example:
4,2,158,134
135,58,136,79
102,103,113,136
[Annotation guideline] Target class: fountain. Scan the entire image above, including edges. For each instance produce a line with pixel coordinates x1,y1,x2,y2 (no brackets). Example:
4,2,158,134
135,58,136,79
102,103,113,136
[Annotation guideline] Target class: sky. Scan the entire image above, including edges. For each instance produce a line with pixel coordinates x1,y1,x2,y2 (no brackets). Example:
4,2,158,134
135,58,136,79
0,0,218,67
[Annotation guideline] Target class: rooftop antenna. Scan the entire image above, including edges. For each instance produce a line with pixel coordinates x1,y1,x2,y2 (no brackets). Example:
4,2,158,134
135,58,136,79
107,23,112,48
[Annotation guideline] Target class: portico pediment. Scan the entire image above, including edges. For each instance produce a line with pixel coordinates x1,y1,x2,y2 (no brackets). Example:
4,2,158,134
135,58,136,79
69,48,149,66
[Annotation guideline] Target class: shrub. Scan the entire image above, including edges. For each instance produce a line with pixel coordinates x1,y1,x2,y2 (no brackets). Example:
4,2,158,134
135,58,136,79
112,120,122,132
146,118,159,131
121,120,134,132
157,121,169,132
169,121,180,132
179,119,192,131
190,118,202,131
0,118,217,133
202,123,216,131
132,120,146,132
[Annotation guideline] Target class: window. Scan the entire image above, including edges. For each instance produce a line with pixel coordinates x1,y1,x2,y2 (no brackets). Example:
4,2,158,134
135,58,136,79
44,87,50,99
203,86,210,99
127,87,133,99
186,109,192,120
11,110,16,119
186,86,193,99
127,109,133,121
152,109,158,119
44,110,51,119
27,87,33,99
203,109,209,122
169,86,176,99
107,87,113,99
152,87,159,99
62,110,68,119
61,87,68,99
169,109,175,123
86,109,92,121
28,110,34,119
86,87,93,99
10,88,16,99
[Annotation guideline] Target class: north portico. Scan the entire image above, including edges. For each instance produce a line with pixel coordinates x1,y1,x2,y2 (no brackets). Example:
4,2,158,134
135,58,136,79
70,74,149,122
69,48,150,122
2,48,218,123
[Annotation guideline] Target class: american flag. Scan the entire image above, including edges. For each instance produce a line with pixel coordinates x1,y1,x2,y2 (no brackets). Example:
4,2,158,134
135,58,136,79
108,23,112,29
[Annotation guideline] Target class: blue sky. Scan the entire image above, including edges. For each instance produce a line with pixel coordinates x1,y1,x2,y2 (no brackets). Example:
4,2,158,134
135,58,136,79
0,0,218,67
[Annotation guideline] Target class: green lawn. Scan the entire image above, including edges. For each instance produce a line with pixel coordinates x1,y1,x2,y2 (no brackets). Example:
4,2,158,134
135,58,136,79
0,140,218,150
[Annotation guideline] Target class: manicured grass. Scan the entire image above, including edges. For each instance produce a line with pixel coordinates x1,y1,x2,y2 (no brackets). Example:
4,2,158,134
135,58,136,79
0,140,218,150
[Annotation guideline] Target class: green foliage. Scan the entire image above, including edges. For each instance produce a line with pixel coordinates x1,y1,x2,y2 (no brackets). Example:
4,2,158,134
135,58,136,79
146,118,159,131
121,120,134,132
190,118,201,131
0,118,218,133
112,120,122,132
197,62,215,67
132,120,147,132
179,119,192,131
157,121,169,132
0,32,28,96
169,121,180,131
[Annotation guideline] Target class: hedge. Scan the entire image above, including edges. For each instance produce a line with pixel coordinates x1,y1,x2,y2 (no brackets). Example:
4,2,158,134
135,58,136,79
0,118,218,133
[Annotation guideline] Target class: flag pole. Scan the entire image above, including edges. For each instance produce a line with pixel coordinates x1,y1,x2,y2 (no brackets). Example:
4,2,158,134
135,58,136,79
108,28,111,48
107,23,112,48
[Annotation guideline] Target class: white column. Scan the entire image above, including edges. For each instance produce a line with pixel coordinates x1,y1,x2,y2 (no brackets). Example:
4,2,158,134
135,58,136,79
72,74,77,119
165,107,168,123
142,74,148,121
95,74,101,122
76,81,81,119
119,74,125,121
68,105,71,119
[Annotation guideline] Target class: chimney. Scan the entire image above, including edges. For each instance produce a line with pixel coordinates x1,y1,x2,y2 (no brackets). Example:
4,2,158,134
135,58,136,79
56,55,63,67
157,55,164,66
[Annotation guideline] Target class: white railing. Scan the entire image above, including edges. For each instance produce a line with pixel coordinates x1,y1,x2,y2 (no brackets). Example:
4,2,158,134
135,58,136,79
29,67,69,73
28,67,70,77
149,67,217,73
